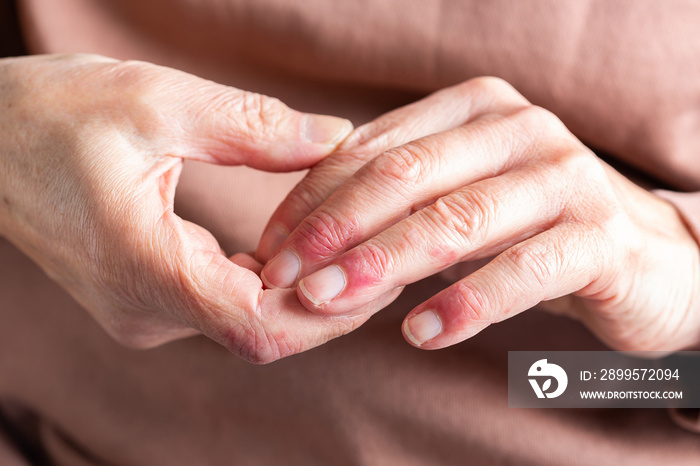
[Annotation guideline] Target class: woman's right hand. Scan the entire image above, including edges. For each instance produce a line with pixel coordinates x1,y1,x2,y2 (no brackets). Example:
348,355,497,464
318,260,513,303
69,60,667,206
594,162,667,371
0,54,395,364
257,78,700,353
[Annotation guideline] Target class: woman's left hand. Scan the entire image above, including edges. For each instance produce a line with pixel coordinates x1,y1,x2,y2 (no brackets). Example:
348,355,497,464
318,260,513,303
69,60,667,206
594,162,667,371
257,77,700,352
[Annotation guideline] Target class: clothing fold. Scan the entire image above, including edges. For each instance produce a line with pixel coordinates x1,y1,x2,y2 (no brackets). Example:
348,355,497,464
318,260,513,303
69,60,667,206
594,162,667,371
2,0,700,463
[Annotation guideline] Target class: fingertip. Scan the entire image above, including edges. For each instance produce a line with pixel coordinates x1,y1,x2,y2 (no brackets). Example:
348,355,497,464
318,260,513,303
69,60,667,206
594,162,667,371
298,265,347,307
260,249,301,289
402,309,443,348
295,282,329,315
260,272,275,290
260,114,353,171
302,114,353,147
402,294,493,350
294,265,348,315
229,252,263,274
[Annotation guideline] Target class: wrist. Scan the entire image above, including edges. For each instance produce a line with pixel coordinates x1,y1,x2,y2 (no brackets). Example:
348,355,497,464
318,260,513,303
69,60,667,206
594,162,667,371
651,190,700,350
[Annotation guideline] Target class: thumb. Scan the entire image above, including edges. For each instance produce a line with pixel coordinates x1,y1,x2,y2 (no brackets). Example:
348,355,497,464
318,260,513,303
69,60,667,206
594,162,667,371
144,64,353,171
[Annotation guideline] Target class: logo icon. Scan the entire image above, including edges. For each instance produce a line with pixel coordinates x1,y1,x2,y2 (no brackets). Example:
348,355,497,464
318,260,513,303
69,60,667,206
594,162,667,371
528,359,568,399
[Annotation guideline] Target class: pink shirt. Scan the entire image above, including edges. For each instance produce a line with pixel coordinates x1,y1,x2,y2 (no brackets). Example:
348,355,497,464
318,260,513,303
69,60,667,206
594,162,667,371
1,0,699,464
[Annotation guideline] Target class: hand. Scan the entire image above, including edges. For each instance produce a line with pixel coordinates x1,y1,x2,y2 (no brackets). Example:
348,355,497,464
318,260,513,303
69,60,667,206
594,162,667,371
257,77,700,352
0,54,402,364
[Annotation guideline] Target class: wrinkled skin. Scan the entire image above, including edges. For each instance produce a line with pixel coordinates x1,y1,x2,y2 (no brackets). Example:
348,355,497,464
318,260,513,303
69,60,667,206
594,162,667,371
0,54,407,364
259,77,700,353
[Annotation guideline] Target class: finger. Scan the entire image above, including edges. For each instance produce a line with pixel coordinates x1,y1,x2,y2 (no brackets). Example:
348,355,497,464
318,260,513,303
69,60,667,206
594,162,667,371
188,262,404,364
261,105,551,290
229,252,264,274
294,163,571,314
402,223,603,349
115,60,353,171
153,210,405,363
226,285,404,364
172,87,353,170
256,77,530,262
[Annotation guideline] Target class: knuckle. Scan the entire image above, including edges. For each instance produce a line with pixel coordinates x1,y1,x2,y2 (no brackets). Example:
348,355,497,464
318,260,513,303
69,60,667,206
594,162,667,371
94,60,170,134
102,60,152,87
366,144,431,189
101,60,164,103
550,150,616,219
234,329,281,365
431,189,497,244
223,314,361,364
504,241,559,289
352,241,393,284
554,149,605,181
221,318,298,365
67,52,116,63
512,105,568,139
449,281,491,324
463,76,520,100
112,59,156,80
237,91,286,138
297,210,360,258
522,105,560,126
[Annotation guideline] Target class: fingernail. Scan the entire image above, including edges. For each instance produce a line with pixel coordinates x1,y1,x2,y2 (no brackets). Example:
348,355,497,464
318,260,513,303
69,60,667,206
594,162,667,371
257,224,288,263
404,310,442,346
303,114,353,146
261,249,300,288
299,265,346,306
